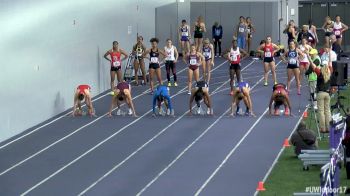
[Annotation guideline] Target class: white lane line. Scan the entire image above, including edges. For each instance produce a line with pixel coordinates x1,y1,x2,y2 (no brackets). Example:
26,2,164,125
0,65,190,176
136,108,232,196
136,60,270,196
253,107,307,196
77,60,258,195
0,92,108,150
0,62,171,150
194,61,286,195
194,107,269,196
19,60,233,196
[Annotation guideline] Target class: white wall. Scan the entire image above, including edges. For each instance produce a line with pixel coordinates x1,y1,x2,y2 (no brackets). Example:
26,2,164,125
0,0,174,142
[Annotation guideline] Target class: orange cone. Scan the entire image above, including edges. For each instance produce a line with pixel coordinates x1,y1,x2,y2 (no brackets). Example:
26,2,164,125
303,111,308,118
256,181,266,191
283,138,291,147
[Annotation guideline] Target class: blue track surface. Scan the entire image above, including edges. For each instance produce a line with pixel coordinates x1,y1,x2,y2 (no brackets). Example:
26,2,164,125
0,57,308,195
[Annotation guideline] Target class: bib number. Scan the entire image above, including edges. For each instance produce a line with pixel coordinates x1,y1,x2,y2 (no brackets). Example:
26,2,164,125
230,54,238,61
265,52,272,58
239,27,245,33
113,61,121,67
335,30,341,36
150,57,158,63
182,31,188,36
289,58,297,64
190,59,197,65
204,52,210,58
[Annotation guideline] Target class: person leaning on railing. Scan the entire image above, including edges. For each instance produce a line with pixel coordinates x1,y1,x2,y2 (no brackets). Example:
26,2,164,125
306,47,333,133
291,121,318,156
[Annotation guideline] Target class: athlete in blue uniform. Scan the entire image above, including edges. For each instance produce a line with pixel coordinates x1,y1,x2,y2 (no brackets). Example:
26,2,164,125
230,82,255,116
152,85,174,116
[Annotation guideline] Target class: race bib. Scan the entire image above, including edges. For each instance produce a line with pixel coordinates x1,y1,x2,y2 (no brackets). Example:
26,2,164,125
335,30,341,36
150,57,158,63
113,61,121,67
308,36,313,41
247,28,251,33
239,27,245,33
289,58,297,64
182,31,189,36
204,52,210,58
230,54,238,61
190,59,197,65
265,52,272,58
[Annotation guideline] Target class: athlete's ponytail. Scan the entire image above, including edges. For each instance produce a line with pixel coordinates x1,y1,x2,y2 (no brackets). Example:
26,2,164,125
194,87,204,107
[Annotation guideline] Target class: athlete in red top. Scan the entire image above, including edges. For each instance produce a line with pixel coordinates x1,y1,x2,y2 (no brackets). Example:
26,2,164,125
268,83,291,116
73,85,95,117
104,41,128,94
224,39,247,95
257,36,280,86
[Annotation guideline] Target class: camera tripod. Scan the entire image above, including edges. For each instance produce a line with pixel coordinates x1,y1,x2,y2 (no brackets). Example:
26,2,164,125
331,85,347,115
307,93,322,140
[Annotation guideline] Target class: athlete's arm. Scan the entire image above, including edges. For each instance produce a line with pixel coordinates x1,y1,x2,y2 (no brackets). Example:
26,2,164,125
187,25,192,40
281,49,288,63
268,93,275,114
189,93,195,115
223,49,230,61
201,23,207,32
159,49,167,61
342,23,349,33
322,21,328,31
174,46,179,63
120,49,129,61
239,48,248,58
108,96,117,117
210,44,215,64
284,94,292,112
103,50,111,62
152,93,158,114
230,95,238,116
142,49,150,60
272,43,280,54
198,53,205,66
256,44,264,54
72,91,79,116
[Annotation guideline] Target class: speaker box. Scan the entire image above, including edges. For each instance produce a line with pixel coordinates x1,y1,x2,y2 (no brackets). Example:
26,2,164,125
330,61,348,86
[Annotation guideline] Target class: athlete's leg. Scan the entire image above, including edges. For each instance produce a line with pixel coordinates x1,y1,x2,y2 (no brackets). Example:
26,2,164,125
287,68,293,91
134,59,140,85
270,61,277,84
110,71,116,91
149,68,155,92
188,69,193,93
165,62,171,83
202,61,207,81
263,62,269,84
230,68,235,92
207,61,212,83
293,68,301,94
155,67,162,85
140,60,147,84
116,70,123,83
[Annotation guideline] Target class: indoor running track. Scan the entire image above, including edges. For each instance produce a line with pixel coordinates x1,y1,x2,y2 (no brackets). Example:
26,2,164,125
0,57,309,196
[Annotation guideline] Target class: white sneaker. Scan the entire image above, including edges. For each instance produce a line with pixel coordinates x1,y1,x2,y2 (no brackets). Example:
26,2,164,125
116,109,121,116
166,108,171,115
128,108,133,115
207,108,211,115
197,106,202,115
187,91,191,95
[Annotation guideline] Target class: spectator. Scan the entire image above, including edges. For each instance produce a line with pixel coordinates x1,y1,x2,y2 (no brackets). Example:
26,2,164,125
297,25,314,44
307,48,332,133
212,22,223,57
235,16,247,49
330,34,343,57
291,121,318,156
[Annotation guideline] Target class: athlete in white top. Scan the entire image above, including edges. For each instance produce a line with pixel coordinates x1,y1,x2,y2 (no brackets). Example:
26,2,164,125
298,37,312,85
332,15,348,46
164,39,179,87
